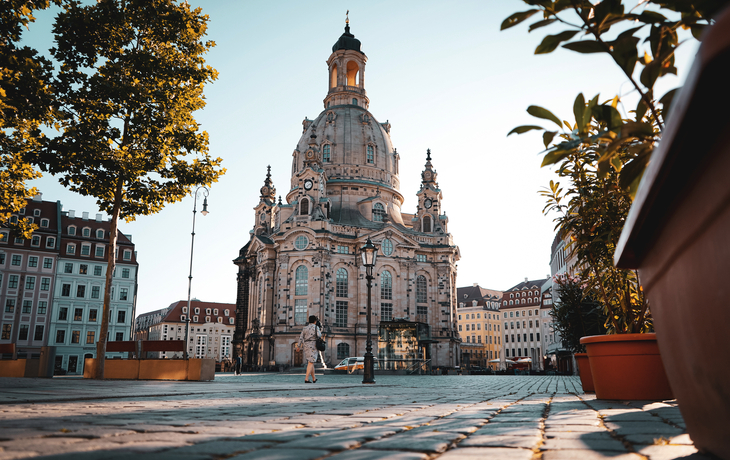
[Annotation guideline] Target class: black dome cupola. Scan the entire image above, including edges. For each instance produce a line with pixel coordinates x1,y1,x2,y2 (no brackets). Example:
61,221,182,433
332,11,363,54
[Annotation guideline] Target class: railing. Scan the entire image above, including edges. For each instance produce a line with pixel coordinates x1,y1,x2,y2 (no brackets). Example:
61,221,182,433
407,359,431,375
328,85,366,95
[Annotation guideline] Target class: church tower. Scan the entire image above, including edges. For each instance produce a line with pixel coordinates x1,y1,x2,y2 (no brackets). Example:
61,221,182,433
234,18,461,371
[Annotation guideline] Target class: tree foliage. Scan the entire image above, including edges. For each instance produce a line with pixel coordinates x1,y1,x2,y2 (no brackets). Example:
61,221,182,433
0,0,59,239
42,0,225,378
550,273,607,353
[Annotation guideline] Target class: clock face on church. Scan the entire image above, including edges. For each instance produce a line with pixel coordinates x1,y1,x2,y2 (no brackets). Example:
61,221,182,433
304,179,313,190
424,199,432,209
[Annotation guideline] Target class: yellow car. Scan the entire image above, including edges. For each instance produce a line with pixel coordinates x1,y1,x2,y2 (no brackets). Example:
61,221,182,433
334,357,379,372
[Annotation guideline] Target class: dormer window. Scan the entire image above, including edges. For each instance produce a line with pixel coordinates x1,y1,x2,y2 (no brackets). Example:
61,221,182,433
82,227,90,237
323,144,331,162
352,98,358,106
33,209,41,217
372,203,385,222
366,145,374,163
68,226,76,235
40,218,49,228
96,229,104,239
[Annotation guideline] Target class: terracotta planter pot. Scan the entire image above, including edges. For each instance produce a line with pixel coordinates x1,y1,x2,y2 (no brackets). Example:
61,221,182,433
580,333,672,400
574,353,594,393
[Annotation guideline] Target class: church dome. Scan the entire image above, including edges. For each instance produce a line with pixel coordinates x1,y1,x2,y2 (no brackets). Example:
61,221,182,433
332,23,363,54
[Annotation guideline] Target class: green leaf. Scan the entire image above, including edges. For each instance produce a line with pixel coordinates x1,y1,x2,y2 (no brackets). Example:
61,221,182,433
535,30,579,54
637,10,667,24
562,40,605,53
640,61,661,90
543,131,557,148
591,104,622,131
690,23,707,40
659,88,678,120
529,18,557,32
527,105,563,128
609,35,640,76
573,93,586,131
507,125,544,136
501,9,539,30
541,149,571,167
635,99,648,122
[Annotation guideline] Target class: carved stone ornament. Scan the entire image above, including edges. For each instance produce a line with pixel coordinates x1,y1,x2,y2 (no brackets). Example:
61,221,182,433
326,111,337,123
360,113,371,125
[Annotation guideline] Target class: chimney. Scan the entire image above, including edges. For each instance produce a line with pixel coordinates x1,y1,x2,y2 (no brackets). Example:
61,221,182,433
32,193,42,202
525,277,528,282
68,210,75,219
95,213,102,222
473,283,478,287
82,211,89,220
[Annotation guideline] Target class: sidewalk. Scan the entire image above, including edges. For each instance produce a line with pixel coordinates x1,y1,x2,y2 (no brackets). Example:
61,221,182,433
0,374,713,459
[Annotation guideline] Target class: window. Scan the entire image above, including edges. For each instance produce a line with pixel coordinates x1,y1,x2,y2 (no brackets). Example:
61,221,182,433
117,310,126,324
299,198,309,215
96,229,104,239
68,226,76,235
67,243,76,254
380,303,393,321
416,254,427,262
37,301,47,314
33,209,40,217
71,330,80,344
79,264,88,275
459,325,462,331
119,288,128,301
335,301,348,327
21,300,32,314
43,257,53,269
1,324,11,340
353,98,358,106
11,255,21,266
61,284,71,297
82,228,90,237
64,263,73,273
323,144,331,162
116,332,124,341
55,329,65,343
295,299,307,325
537,332,540,341
89,309,97,322
336,268,348,297
91,286,100,299
372,203,386,222
416,304,427,318
295,265,308,295
123,250,132,261
366,145,374,163
92,265,102,276
422,215,432,233
95,245,104,257
195,335,206,358
46,237,55,248
34,325,44,341
381,238,393,256
86,331,95,344
337,342,350,360
76,285,85,298
8,275,19,289
74,308,83,321
294,235,308,250
31,235,41,247
40,218,49,227
122,268,130,278
337,245,349,254
25,276,35,290
26,256,39,268
380,270,392,300
224,309,229,316
416,275,427,303
81,244,90,256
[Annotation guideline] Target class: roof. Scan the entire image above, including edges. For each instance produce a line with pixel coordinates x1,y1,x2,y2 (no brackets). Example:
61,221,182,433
457,285,503,307
332,23,363,54
162,300,236,325
505,278,549,292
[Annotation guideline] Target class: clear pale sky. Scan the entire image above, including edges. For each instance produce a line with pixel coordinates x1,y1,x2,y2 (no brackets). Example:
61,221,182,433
21,1,698,315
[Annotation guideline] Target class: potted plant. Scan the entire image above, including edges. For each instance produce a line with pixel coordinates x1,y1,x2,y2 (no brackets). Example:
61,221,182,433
550,273,606,392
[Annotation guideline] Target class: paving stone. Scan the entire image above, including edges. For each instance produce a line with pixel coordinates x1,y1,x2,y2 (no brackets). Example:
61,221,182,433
162,440,273,456
437,447,534,459
471,422,541,437
363,431,463,453
636,445,708,459
419,418,485,434
541,450,643,460
227,447,330,460
603,421,684,437
540,435,627,452
235,428,339,442
325,449,428,460
459,434,540,448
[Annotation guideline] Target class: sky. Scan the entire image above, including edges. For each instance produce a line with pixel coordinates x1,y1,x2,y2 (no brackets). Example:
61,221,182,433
20,1,699,315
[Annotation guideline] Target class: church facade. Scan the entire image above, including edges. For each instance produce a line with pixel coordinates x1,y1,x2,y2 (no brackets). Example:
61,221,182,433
233,21,461,370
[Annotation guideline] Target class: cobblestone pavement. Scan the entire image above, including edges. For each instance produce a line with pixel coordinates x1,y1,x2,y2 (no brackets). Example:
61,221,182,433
0,374,714,460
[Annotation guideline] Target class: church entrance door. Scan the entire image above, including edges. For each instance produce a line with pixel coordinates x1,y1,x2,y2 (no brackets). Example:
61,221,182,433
292,344,303,367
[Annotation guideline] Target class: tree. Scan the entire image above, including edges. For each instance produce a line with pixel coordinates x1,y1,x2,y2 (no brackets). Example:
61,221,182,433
42,0,225,378
0,0,58,240
550,273,606,352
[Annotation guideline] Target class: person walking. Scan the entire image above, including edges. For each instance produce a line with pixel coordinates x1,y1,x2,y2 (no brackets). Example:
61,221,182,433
235,355,242,375
296,315,321,383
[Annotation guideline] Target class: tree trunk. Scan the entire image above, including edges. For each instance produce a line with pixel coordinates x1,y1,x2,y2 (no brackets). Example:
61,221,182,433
94,177,124,379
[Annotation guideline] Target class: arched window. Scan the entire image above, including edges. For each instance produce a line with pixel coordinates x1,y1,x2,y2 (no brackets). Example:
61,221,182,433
295,266,308,296
323,144,331,162
336,268,348,297
346,60,359,86
330,64,338,88
367,145,374,163
381,270,392,300
337,342,350,360
416,275,427,303
422,215,432,233
352,98,358,106
300,198,309,215
96,229,104,239
372,203,385,222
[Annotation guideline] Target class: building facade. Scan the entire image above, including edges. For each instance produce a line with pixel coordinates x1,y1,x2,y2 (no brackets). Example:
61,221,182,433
0,195,61,358
233,21,460,370
456,284,502,369
48,210,138,374
500,278,548,370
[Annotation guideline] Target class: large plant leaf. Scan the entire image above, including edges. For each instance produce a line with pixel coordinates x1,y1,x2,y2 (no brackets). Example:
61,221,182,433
527,105,563,128
507,125,544,136
535,30,579,54
562,40,605,53
501,9,539,30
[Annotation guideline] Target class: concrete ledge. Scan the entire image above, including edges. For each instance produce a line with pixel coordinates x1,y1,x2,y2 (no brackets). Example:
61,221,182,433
83,358,215,381
0,359,27,377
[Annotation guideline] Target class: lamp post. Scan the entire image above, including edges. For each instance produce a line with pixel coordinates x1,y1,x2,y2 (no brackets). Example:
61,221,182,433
184,186,209,359
360,237,378,384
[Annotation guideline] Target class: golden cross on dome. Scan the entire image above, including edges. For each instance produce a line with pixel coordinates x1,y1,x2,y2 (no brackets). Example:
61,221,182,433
346,10,349,24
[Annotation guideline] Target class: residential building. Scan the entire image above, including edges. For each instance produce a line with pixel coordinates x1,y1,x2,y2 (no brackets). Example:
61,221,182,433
545,231,577,373
501,278,548,370
134,306,171,341
456,284,502,369
0,195,60,358
233,21,460,370
145,300,235,361
49,210,138,375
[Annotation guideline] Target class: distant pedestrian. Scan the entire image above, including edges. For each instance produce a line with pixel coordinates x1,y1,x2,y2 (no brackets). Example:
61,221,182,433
296,315,321,383
235,356,242,375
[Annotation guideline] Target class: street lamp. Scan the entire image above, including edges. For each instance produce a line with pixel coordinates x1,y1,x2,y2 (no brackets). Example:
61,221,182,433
360,236,378,384
184,186,209,360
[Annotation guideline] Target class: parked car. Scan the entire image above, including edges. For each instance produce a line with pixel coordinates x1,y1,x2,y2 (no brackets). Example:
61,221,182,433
334,357,380,372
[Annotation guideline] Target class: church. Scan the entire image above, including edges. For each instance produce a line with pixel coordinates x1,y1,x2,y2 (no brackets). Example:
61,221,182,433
233,19,461,371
